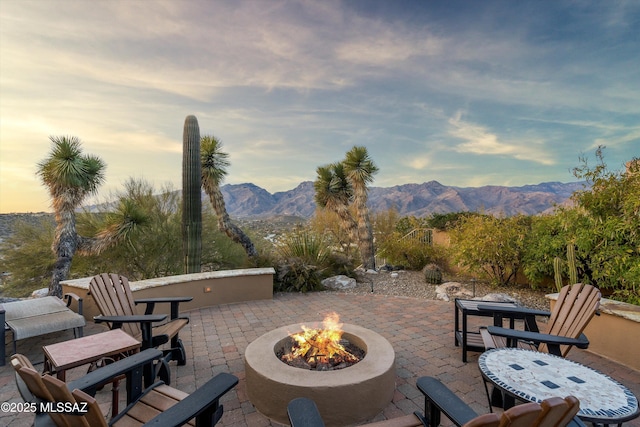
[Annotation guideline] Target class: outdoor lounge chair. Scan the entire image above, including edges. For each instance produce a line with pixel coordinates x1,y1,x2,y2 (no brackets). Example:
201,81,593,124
1,294,85,366
287,376,585,427
12,348,238,427
88,273,192,384
478,283,601,357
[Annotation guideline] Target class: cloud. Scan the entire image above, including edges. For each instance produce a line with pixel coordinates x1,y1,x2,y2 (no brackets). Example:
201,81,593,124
448,111,555,165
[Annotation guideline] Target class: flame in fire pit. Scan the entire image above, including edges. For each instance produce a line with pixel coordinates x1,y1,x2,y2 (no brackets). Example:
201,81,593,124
282,312,360,368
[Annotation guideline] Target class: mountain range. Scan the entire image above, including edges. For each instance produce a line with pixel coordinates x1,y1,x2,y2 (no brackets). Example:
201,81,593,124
219,180,585,218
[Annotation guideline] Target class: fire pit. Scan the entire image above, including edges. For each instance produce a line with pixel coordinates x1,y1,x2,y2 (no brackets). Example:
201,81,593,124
245,314,396,426
279,312,365,370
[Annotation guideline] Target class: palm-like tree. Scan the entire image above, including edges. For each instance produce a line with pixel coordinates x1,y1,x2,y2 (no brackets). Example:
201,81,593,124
314,162,358,242
200,135,257,258
37,136,144,297
343,146,379,270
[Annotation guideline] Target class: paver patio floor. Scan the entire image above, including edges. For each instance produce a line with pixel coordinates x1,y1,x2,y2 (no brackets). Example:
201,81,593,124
2,292,639,426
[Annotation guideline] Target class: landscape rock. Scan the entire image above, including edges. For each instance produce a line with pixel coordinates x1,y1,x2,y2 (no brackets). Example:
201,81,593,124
30,288,49,298
435,282,474,302
474,293,520,304
322,275,357,290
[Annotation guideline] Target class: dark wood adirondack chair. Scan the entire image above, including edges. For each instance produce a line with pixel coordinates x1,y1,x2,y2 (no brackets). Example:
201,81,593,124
479,283,601,357
287,376,585,427
12,349,237,427
89,273,192,384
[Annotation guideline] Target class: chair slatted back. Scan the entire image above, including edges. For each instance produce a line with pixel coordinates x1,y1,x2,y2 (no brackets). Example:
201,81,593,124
42,374,98,427
539,283,601,356
462,396,580,427
71,389,111,427
89,273,141,338
10,354,51,401
11,354,71,427
536,396,581,427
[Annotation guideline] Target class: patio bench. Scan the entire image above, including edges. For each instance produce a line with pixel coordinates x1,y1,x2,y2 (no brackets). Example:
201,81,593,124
1,294,85,366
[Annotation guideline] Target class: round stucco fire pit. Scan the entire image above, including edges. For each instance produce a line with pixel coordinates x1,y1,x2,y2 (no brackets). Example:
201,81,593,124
245,322,396,426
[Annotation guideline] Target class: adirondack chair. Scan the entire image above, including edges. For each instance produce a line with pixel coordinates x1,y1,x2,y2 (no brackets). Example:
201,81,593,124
415,376,584,427
89,273,192,384
287,376,585,427
10,353,69,427
12,349,238,427
478,283,601,357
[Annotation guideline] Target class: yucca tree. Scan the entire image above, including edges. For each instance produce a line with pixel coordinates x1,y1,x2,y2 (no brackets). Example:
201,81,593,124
200,135,257,258
343,146,378,270
37,136,145,297
314,162,358,242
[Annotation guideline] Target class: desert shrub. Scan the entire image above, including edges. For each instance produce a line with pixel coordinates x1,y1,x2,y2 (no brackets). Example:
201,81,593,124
450,214,530,286
273,229,328,292
522,149,640,304
309,208,359,261
324,253,357,279
522,210,590,289
426,212,479,231
570,149,639,303
0,217,56,297
377,233,436,270
1,179,252,297
76,180,248,280
274,258,323,292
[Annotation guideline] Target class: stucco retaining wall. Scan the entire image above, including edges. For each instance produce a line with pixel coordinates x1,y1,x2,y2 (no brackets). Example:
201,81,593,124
61,268,275,320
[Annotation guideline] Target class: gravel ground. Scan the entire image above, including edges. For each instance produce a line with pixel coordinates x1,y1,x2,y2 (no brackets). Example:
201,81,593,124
327,269,552,311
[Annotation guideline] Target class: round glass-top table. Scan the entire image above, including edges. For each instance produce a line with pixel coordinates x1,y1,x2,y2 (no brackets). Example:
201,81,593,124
479,348,639,425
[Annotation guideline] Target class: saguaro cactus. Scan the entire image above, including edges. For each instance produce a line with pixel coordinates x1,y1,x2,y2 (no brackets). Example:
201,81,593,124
182,115,202,273
567,244,578,285
553,243,579,291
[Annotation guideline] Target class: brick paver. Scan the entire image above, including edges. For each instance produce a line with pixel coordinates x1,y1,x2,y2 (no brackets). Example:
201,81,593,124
1,292,639,426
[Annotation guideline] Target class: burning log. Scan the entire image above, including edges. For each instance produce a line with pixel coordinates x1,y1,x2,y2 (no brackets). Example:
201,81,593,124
278,312,365,371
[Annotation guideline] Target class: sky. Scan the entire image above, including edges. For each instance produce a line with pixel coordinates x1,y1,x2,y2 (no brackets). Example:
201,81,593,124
1,0,638,213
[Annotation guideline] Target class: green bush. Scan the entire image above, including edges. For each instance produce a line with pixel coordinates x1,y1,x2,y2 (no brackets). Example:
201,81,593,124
0,179,252,297
0,217,56,297
450,214,530,286
377,232,436,270
273,229,356,292
274,258,323,292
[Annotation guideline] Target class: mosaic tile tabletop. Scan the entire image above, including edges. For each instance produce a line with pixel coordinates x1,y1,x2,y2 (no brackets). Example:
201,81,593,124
479,348,639,423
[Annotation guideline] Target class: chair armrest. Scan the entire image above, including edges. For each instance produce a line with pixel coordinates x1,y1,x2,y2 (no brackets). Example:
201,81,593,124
94,314,168,349
63,292,83,316
487,326,589,355
142,372,239,427
135,297,193,320
68,349,162,396
477,304,550,318
93,314,167,327
288,397,326,427
135,297,193,303
416,376,478,427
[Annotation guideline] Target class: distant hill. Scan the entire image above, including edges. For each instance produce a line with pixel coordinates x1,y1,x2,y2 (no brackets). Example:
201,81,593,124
1,181,585,241
220,180,585,218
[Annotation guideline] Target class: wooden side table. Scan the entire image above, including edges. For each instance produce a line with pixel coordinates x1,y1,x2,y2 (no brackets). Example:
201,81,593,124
43,329,140,416
454,298,519,362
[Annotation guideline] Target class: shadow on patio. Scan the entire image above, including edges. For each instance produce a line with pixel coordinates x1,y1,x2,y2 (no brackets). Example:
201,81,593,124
1,292,639,426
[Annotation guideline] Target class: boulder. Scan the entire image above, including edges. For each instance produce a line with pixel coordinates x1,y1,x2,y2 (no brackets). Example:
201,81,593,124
474,293,519,304
435,282,474,302
322,275,357,290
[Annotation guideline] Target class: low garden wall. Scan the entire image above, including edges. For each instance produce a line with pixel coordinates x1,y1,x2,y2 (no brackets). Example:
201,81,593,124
547,293,640,371
61,268,275,320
